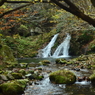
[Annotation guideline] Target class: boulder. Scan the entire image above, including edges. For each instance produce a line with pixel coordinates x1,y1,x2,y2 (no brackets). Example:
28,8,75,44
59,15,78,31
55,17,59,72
39,60,51,65
89,71,95,85
0,79,29,95
49,69,76,84
11,73,22,79
55,58,68,64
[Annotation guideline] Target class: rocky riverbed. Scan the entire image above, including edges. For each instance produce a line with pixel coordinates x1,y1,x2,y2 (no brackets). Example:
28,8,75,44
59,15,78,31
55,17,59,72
1,54,95,95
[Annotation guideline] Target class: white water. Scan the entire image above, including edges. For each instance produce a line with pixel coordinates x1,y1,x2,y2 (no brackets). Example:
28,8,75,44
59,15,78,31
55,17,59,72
52,33,71,58
38,33,59,58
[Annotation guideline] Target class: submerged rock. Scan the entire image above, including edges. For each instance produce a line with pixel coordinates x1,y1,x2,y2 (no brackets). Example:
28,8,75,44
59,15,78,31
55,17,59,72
49,69,76,84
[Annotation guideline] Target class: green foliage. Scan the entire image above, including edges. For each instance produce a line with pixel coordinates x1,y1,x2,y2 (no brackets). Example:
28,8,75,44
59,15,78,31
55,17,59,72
0,44,17,65
3,28,57,58
91,45,95,52
81,32,91,43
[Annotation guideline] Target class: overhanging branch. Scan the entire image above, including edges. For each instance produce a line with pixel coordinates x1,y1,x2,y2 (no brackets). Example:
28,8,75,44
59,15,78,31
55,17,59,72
51,0,95,27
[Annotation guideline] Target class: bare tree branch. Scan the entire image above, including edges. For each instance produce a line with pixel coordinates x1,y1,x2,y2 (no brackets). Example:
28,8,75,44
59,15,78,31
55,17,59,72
51,0,95,27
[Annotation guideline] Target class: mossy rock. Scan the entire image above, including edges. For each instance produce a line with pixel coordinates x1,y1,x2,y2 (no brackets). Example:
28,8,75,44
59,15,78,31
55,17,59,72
55,58,67,64
19,63,28,68
89,71,95,85
11,73,22,79
49,69,76,84
7,73,14,80
76,55,88,61
25,73,44,80
28,70,34,74
0,74,8,81
0,79,29,95
39,60,51,65
18,69,26,75
36,75,44,80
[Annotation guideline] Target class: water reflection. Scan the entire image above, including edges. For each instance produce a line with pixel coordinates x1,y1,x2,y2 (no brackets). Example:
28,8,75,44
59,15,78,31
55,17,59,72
17,56,74,63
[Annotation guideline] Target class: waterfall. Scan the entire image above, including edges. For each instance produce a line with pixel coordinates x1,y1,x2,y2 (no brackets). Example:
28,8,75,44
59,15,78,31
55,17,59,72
52,33,71,58
37,33,59,58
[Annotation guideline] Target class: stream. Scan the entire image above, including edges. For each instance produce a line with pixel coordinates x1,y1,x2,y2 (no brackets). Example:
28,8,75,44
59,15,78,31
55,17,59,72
18,57,95,95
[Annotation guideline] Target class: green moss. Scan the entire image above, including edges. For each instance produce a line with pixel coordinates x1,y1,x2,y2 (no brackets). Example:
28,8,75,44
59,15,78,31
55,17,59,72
11,73,22,79
49,69,76,84
18,69,26,75
90,72,95,85
55,58,67,64
0,79,29,95
36,75,44,80
39,60,51,66
28,70,34,74
19,63,28,68
0,45,17,65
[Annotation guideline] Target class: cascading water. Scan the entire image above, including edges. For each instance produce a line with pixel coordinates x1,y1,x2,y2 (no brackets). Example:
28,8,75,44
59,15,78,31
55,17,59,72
52,33,71,58
37,33,59,58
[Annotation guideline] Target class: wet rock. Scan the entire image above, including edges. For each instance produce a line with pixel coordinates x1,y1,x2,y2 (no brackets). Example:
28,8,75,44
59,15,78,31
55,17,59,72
19,69,26,75
0,74,8,81
25,73,44,80
72,68,80,71
11,72,22,79
77,76,90,82
12,68,20,72
19,63,28,68
25,73,35,80
49,69,76,84
55,58,67,64
89,72,95,85
39,60,51,65
28,70,34,74
7,73,14,80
